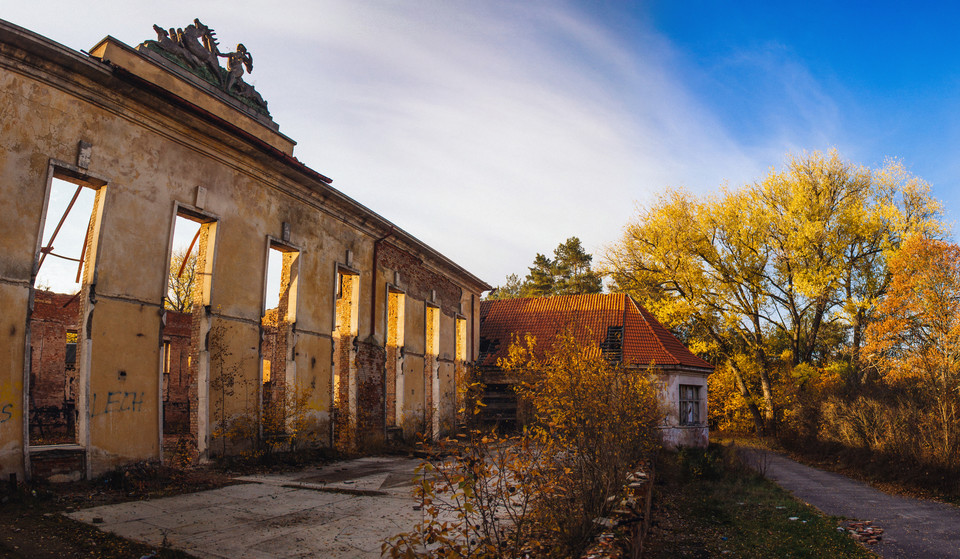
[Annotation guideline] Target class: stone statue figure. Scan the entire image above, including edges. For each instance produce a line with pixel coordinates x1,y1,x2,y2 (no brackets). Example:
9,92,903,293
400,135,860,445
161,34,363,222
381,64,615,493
144,19,270,115
151,25,202,68
219,44,253,93
178,19,223,83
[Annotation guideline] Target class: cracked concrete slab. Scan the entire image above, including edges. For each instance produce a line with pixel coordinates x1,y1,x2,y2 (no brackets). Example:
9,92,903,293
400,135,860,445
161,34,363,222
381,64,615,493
67,456,427,558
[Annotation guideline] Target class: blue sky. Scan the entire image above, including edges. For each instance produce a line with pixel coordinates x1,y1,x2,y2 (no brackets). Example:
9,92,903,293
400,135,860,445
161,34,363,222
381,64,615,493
6,1,960,293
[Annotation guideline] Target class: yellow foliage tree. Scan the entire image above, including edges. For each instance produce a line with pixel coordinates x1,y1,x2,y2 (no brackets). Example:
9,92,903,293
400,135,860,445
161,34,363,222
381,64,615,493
603,150,942,435
863,236,960,467
166,247,197,312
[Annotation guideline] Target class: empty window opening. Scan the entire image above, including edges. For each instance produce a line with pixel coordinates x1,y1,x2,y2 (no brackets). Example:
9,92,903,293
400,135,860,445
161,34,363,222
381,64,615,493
65,331,78,371
425,305,440,438
454,316,466,421
28,177,100,446
261,242,299,436
163,340,172,375
332,269,359,448
34,178,96,294
386,290,405,428
600,326,623,364
679,384,702,426
166,216,201,313
162,211,215,458
161,340,171,406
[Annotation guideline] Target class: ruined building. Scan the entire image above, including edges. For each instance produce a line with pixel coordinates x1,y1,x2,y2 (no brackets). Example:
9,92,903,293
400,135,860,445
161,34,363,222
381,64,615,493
0,19,489,482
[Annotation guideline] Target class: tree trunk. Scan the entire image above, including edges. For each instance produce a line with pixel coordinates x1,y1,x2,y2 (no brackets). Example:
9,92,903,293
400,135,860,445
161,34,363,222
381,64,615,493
729,361,766,435
754,322,777,436
758,365,777,437
851,307,864,386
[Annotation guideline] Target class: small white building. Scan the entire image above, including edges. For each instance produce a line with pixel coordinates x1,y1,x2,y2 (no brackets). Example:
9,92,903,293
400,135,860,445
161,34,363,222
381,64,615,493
478,293,714,449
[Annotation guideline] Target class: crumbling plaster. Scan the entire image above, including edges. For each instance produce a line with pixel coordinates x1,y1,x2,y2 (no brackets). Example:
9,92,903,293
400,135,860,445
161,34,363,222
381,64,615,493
0,21,488,481
658,371,710,450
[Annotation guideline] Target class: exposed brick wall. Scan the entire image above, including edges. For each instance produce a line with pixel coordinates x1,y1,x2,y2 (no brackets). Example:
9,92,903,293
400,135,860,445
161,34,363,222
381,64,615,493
26,246,468,462
28,291,81,445
333,272,357,450
260,308,280,423
30,448,86,482
378,242,462,316
261,250,295,417
425,306,439,437
162,310,191,435
30,291,195,454
355,339,385,448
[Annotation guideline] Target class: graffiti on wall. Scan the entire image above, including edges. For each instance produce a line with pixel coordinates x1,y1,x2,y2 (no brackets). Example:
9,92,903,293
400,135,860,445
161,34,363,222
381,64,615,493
0,403,12,423
90,391,145,418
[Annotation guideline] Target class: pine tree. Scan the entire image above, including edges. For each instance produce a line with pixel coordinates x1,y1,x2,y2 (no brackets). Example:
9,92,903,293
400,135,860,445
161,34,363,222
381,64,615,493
486,237,603,299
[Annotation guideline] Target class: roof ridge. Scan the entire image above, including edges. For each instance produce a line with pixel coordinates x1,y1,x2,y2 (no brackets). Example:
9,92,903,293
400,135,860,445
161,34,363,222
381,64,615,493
625,295,680,366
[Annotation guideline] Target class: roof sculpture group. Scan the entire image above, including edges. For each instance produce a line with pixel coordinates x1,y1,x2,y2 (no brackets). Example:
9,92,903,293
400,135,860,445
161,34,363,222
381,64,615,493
145,19,269,115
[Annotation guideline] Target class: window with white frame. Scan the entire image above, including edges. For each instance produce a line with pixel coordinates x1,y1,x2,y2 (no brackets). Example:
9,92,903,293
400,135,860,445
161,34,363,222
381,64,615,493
679,384,701,426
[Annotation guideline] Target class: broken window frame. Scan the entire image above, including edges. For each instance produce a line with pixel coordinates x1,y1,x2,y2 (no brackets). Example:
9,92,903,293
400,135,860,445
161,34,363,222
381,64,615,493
24,159,108,476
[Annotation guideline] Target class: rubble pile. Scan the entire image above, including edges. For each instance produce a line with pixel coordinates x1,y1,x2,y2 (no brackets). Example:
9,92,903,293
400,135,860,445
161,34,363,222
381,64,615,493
846,521,883,545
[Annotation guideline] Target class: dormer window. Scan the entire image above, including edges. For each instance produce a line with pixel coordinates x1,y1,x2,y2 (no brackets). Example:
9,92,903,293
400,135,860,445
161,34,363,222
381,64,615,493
600,326,623,364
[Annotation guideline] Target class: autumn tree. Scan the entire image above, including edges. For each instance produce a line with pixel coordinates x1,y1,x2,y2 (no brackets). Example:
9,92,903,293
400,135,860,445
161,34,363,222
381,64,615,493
488,237,603,299
384,331,661,558
863,237,960,467
166,248,197,312
604,150,942,435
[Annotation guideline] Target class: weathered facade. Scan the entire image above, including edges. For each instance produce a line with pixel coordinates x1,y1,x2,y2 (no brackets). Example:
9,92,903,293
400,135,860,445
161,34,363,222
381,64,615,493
478,294,714,448
0,19,488,481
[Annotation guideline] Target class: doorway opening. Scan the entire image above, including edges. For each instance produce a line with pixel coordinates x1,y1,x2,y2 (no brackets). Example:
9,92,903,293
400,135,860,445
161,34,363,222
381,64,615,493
260,240,299,439
28,177,97,448
332,268,359,449
162,209,215,463
385,289,405,432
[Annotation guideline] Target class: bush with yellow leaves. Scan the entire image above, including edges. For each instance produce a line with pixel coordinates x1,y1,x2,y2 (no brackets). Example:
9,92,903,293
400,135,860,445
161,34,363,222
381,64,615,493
383,330,662,558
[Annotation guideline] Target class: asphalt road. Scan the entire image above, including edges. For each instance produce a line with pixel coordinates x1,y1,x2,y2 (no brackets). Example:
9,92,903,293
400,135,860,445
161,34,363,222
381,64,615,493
742,449,960,559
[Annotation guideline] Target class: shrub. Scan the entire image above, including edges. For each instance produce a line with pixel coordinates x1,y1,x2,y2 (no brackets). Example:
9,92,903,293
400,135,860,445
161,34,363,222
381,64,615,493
384,330,662,558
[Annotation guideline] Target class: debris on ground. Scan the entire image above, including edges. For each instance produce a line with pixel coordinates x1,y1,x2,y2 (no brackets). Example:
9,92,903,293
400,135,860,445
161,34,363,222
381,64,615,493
847,521,884,545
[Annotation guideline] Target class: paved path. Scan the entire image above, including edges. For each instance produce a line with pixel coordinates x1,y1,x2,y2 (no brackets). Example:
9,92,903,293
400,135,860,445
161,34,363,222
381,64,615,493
742,449,960,558
67,456,426,558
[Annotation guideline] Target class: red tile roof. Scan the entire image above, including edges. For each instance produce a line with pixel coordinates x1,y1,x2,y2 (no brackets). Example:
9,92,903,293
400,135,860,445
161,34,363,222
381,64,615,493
478,293,713,372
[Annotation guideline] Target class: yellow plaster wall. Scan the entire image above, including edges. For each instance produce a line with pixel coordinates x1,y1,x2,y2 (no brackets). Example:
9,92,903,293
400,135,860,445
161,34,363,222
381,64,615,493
296,238,336,334
0,287,27,477
438,361,456,434
402,354,425,433
1,27,487,474
87,298,161,474
405,298,426,355
293,333,333,444
439,313,454,362
207,317,260,423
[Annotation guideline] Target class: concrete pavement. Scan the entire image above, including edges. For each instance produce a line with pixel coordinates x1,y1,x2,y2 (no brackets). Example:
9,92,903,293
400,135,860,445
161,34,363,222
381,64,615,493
743,449,960,559
67,456,427,558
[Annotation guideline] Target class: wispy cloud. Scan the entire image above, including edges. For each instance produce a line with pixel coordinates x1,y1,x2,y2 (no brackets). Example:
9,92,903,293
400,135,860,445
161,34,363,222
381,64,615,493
4,1,838,287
